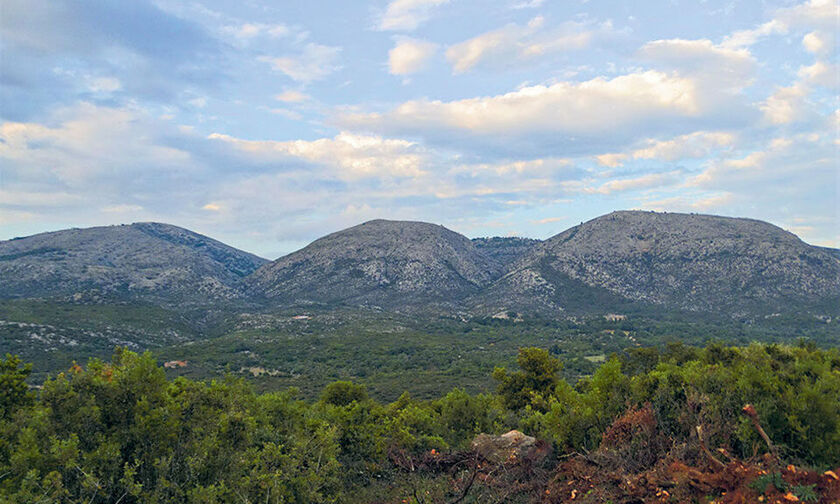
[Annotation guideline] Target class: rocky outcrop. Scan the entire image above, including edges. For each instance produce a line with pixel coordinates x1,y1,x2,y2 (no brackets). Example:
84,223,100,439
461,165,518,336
472,430,542,464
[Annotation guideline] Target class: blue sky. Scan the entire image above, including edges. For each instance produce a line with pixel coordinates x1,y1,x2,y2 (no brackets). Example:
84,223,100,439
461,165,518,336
1,0,837,258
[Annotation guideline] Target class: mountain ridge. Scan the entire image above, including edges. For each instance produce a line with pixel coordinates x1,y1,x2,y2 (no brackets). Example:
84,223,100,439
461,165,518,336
1,212,837,317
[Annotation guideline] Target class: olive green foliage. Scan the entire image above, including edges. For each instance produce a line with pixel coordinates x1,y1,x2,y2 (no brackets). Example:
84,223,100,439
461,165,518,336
0,354,33,419
321,381,369,406
2,341,839,503
523,342,840,465
0,350,341,503
493,347,561,411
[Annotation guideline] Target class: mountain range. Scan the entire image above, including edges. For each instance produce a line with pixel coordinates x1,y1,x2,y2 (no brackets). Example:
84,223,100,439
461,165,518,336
1,211,838,318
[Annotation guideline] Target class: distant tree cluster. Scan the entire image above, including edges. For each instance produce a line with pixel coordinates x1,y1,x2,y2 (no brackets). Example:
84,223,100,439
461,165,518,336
1,341,839,503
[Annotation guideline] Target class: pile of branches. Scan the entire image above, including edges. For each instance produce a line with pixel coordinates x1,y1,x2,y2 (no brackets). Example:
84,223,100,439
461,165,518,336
388,404,840,504
543,404,840,504
388,437,554,503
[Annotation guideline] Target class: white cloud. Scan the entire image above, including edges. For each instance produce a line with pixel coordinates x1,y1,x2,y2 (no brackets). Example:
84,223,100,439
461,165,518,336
689,134,830,188
802,31,831,53
259,43,342,83
225,23,290,40
638,38,756,89
595,131,735,167
798,61,839,88
445,16,595,73
761,84,809,124
587,171,682,195
337,70,719,157
719,0,838,50
0,102,190,184
775,0,839,32
389,38,437,75
678,132,838,247
0,103,202,231
274,90,311,103
720,20,787,49
378,0,449,31
448,157,572,177
208,131,428,180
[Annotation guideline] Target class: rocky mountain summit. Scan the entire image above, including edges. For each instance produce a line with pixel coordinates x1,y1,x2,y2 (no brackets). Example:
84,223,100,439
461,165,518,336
248,220,502,309
0,223,267,303
486,211,840,315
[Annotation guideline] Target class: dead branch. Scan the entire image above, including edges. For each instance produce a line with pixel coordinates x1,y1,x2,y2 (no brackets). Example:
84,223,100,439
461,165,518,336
741,404,778,459
695,425,726,470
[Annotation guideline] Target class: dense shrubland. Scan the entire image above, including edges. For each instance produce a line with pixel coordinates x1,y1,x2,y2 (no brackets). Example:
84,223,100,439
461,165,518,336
2,341,839,503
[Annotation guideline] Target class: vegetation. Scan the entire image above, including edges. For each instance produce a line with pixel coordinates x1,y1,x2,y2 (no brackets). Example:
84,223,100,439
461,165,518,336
155,309,839,400
4,296,837,401
2,340,839,503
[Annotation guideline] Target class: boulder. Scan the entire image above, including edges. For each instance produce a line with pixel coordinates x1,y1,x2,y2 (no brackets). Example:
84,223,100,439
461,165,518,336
471,430,538,464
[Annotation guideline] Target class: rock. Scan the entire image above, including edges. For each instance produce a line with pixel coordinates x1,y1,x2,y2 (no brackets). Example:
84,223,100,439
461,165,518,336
472,430,538,464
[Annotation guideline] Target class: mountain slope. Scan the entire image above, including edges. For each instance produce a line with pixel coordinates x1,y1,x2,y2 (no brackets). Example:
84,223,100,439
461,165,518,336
248,220,502,309
471,237,541,267
480,211,840,315
0,223,268,303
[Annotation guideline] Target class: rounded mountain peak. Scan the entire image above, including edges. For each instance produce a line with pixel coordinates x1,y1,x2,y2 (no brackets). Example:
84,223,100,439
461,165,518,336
492,210,840,315
249,219,502,309
0,223,267,303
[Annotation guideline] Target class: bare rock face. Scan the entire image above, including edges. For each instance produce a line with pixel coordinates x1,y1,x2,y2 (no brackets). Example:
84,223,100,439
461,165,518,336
487,211,840,315
0,223,267,303
248,220,503,309
472,430,539,464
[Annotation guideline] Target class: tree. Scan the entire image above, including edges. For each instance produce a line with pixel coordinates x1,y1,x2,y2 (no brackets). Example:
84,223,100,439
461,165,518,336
0,354,33,420
321,381,369,407
493,348,561,411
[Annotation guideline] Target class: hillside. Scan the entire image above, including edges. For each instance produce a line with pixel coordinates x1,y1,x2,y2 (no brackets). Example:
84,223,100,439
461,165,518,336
471,236,541,266
481,211,840,315
0,222,268,303
247,219,502,309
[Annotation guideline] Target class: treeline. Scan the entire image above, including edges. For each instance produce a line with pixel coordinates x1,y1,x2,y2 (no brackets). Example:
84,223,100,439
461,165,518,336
1,341,839,503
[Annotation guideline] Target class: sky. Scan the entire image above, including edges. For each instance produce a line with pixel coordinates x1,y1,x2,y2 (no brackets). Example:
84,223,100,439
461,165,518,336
0,0,838,259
